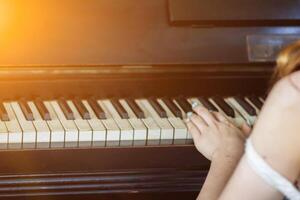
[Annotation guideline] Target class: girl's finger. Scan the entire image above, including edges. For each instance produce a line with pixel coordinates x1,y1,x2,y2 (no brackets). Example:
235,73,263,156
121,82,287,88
211,111,228,123
185,119,201,142
192,104,217,127
241,123,252,137
188,112,208,133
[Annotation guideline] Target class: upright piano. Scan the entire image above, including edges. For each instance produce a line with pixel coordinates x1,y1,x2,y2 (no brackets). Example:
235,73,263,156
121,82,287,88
0,0,299,199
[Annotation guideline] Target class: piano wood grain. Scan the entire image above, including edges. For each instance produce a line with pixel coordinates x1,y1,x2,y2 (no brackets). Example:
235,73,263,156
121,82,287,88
0,168,207,198
0,146,208,199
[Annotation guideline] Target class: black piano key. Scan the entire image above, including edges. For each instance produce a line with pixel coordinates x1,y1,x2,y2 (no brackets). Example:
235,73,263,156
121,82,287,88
125,98,145,119
247,96,263,110
35,98,51,120
161,97,182,118
198,97,218,112
19,99,34,121
148,97,167,118
174,96,193,114
0,101,9,121
211,97,235,118
58,98,75,120
111,98,129,119
87,98,106,119
73,98,91,119
234,96,256,116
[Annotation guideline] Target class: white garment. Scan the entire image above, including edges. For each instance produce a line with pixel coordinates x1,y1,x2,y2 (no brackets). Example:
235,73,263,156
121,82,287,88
245,139,300,200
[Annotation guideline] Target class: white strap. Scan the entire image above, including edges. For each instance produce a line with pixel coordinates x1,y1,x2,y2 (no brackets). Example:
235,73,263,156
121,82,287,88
245,139,300,200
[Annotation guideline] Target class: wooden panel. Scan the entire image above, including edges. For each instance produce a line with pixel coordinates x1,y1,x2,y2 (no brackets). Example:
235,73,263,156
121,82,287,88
169,0,300,26
0,146,208,199
0,0,299,65
0,64,272,99
0,191,199,200
0,145,208,174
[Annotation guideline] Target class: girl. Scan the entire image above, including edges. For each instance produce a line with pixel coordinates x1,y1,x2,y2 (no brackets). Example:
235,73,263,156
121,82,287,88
186,41,300,200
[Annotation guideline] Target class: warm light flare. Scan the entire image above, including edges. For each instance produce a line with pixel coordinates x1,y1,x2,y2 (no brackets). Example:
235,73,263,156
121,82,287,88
0,0,19,59
0,1,14,33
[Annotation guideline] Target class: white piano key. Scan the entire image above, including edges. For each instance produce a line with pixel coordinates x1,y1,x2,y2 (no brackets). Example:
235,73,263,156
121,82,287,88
3,103,23,148
28,101,51,148
226,97,257,126
139,99,174,145
50,101,78,147
67,100,92,147
97,100,120,146
44,101,65,147
157,99,187,144
10,102,36,148
102,100,133,146
135,100,160,145
0,119,8,149
119,99,147,146
208,98,245,127
173,99,187,118
82,100,106,147
172,99,193,143
3,103,22,148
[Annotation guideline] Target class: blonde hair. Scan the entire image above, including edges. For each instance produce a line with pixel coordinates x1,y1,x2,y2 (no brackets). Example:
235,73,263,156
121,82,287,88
271,40,300,86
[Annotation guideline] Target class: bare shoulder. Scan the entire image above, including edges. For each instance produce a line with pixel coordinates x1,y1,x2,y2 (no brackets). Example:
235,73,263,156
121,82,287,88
250,71,300,179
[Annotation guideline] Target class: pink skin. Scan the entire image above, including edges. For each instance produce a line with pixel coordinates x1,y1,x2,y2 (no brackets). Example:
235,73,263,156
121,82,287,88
250,71,300,184
185,105,251,200
185,105,250,161
187,71,300,200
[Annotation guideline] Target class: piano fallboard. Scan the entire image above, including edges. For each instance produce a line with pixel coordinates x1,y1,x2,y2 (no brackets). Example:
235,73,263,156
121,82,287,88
0,64,271,99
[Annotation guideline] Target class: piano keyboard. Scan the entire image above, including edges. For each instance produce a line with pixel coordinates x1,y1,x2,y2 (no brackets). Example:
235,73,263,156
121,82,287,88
0,96,264,149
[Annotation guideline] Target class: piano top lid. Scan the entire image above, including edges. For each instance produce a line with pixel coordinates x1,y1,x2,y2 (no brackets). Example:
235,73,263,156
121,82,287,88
168,0,300,26
0,0,300,67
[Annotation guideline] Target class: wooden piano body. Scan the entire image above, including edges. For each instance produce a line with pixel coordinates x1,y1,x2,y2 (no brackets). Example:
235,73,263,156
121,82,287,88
0,0,299,199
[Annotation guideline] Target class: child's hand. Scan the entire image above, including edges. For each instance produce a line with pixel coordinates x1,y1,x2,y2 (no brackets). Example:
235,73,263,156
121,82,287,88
185,104,249,161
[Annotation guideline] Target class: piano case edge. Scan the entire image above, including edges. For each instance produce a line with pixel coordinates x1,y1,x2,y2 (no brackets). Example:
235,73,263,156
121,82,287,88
0,145,209,198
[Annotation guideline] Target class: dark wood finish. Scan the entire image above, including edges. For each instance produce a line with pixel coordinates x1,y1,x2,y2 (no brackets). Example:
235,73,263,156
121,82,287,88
0,65,271,99
0,145,208,174
168,0,300,26
1,193,199,200
0,145,208,198
0,169,206,198
0,0,299,66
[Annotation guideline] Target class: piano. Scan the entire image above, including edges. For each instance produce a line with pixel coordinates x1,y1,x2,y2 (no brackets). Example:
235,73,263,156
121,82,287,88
0,0,300,199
